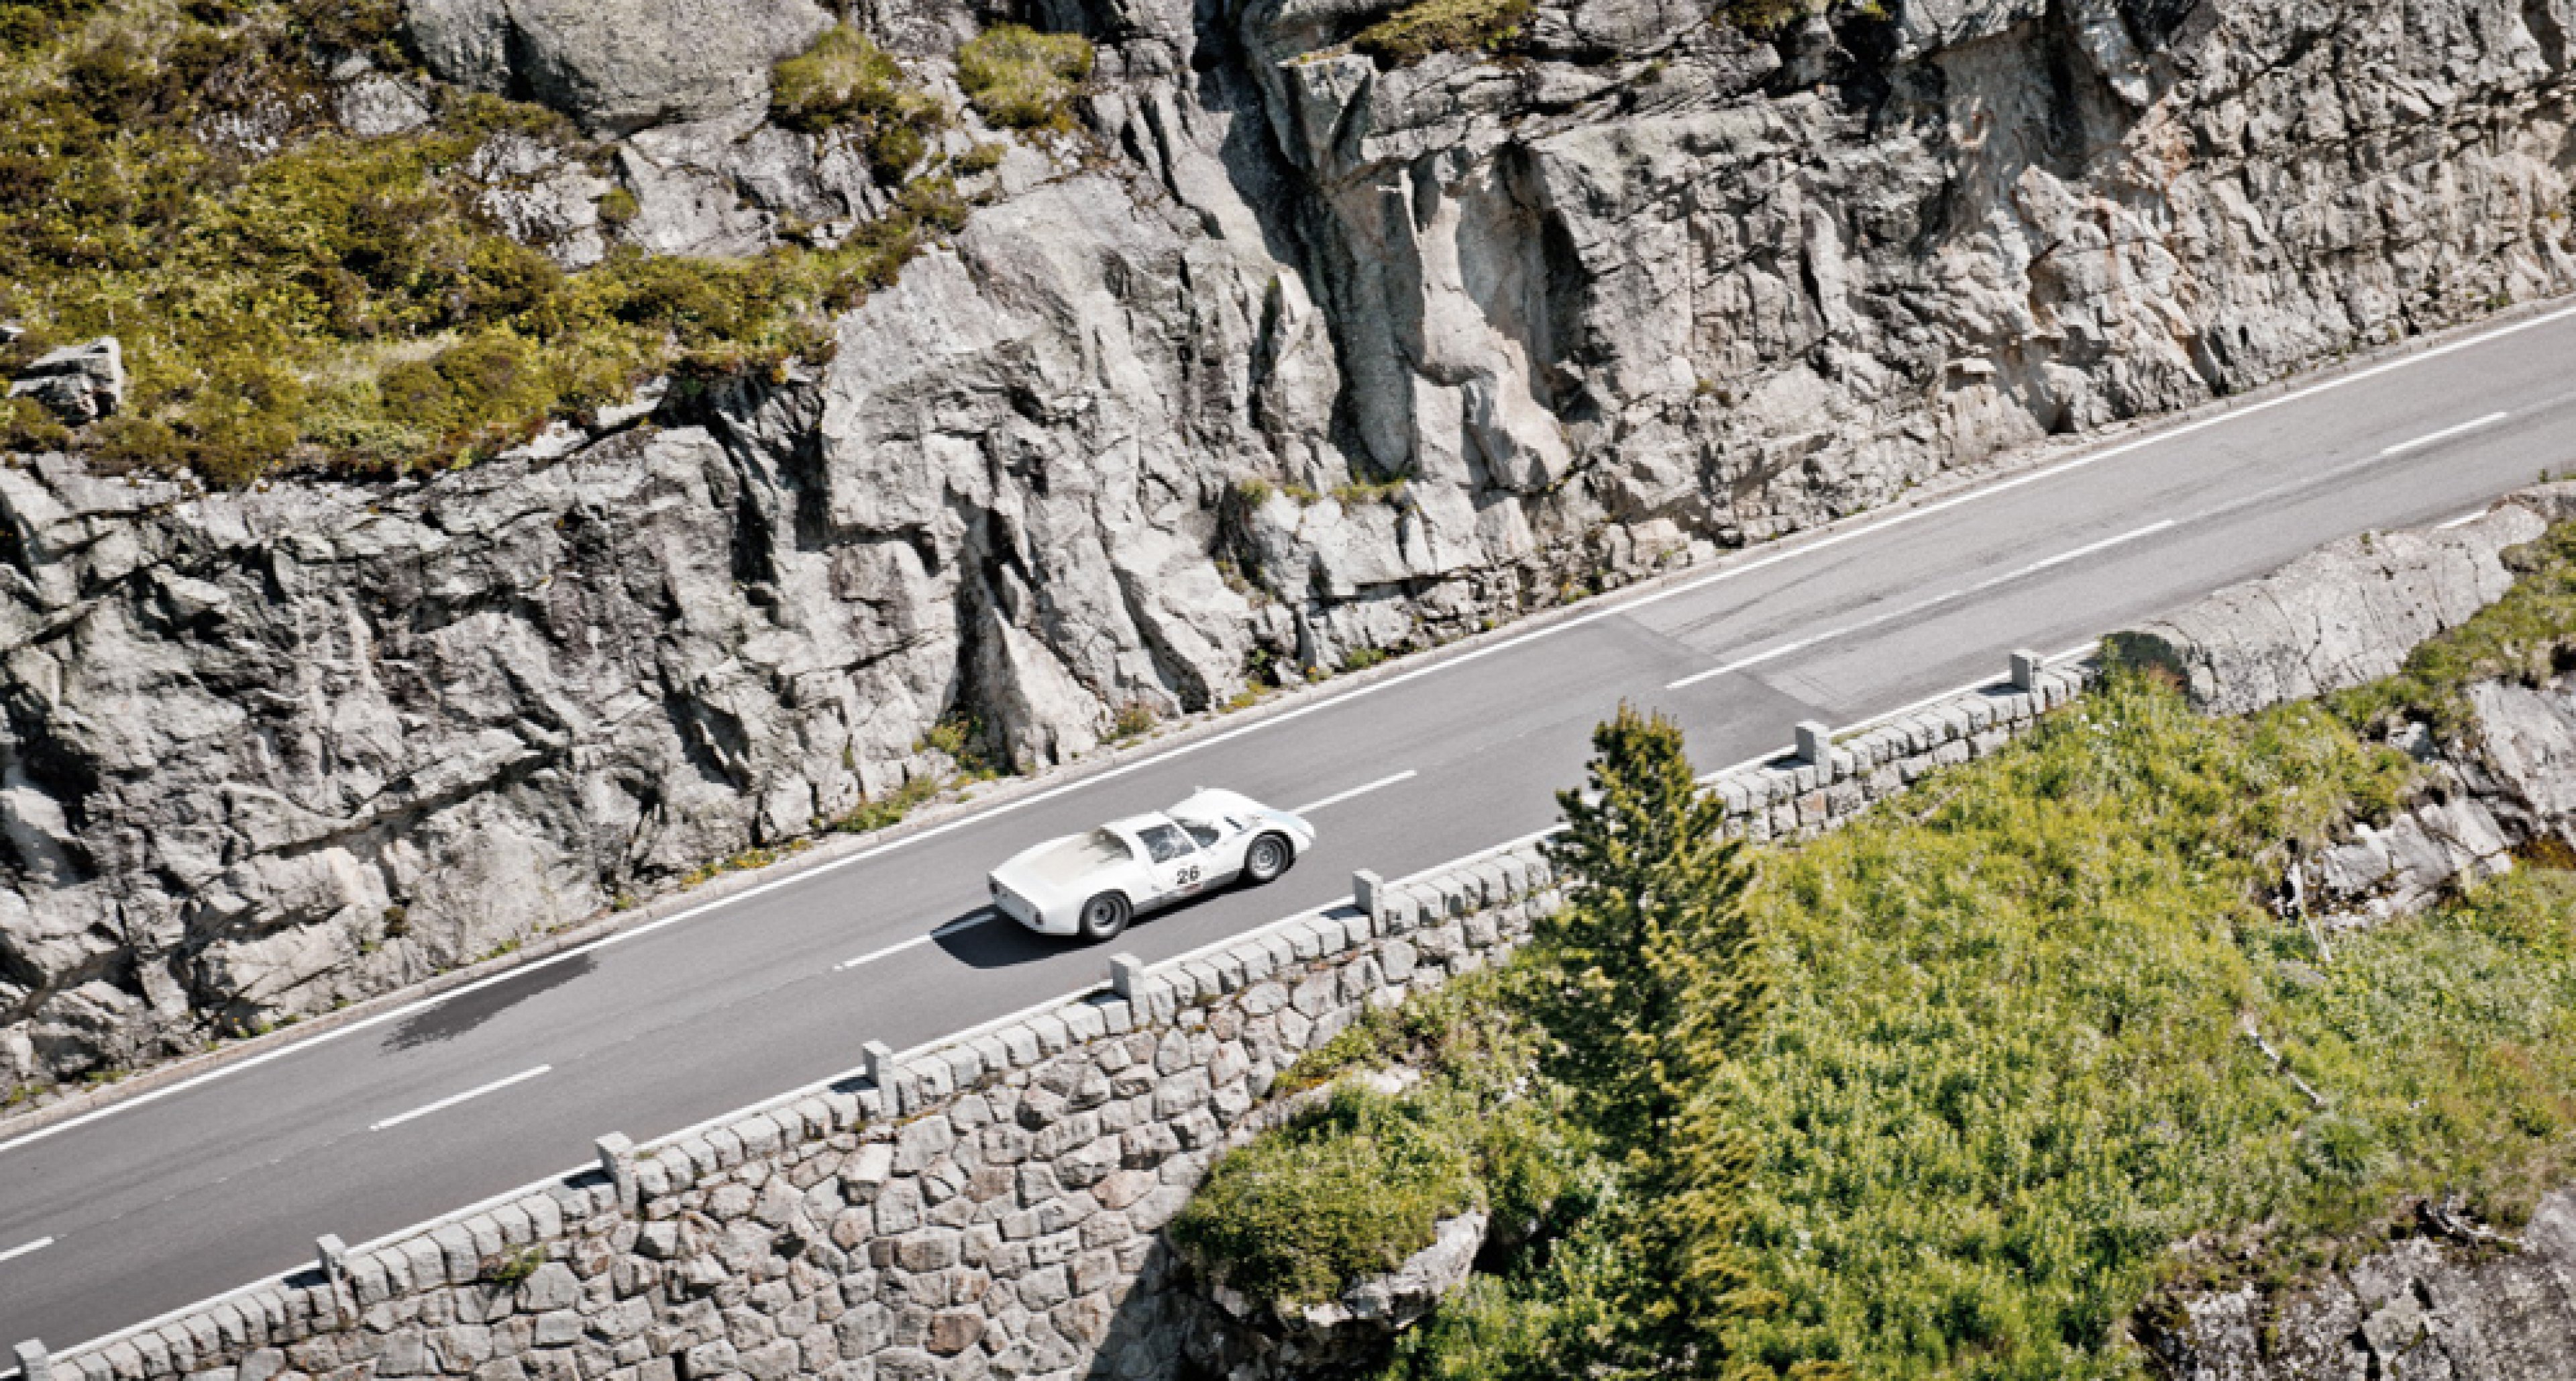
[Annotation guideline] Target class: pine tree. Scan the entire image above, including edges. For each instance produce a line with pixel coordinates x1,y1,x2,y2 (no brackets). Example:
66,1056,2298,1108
1535,703,1780,1374
1538,703,1763,1148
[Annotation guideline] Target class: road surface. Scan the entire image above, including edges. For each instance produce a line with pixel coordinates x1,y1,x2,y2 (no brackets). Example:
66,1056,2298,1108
6,303,2576,1353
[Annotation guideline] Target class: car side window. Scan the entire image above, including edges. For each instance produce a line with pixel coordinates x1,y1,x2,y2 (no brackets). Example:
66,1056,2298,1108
1137,823,1194,863
1181,821,1222,848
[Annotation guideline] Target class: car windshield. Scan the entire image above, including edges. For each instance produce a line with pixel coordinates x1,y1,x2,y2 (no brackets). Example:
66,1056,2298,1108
1180,820,1222,848
1136,822,1195,863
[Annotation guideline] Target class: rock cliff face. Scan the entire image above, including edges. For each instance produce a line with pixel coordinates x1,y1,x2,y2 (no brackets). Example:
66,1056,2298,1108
5,0,2575,1088
2149,1190,2576,1379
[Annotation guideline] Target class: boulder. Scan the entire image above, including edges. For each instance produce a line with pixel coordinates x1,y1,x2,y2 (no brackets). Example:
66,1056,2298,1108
8,338,123,425
401,0,833,136
2106,503,2549,716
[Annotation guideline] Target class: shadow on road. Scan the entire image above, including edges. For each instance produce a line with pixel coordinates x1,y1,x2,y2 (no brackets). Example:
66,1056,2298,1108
380,952,598,1052
932,909,1081,970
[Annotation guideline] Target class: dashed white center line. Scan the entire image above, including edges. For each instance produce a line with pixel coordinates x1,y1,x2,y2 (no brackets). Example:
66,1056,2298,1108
837,913,992,972
0,1235,53,1264
370,1066,551,1132
2382,411,2510,457
1668,525,2168,690
1289,769,1419,816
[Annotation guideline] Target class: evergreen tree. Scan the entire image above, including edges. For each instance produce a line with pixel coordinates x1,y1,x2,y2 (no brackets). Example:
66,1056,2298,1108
1534,703,1781,1373
1538,703,1764,1149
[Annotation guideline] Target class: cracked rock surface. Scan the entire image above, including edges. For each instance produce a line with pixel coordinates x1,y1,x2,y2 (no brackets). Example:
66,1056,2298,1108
7,0,2576,1086
2151,1190,2576,1379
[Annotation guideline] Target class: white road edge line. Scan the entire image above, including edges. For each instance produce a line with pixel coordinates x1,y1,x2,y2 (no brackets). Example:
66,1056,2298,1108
2381,411,2510,457
1667,522,2170,690
8,305,2572,1164
369,1066,551,1133
1289,770,1419,816
2437,507,2493,529
0,1235,54,1265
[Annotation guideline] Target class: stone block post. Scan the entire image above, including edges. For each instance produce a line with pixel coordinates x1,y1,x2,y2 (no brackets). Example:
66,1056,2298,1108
862,1040,896,1090
1108,952,1146,999
316,1235,348,1287
596,1133,637,1211
1352,870,1382,917
1794,720,1833,766
2010,648,2043,692
13,1339,48,1381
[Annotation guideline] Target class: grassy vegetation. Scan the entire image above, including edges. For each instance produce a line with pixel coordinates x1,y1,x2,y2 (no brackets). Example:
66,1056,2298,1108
1174,972,1579,1307
955,23,1092,133
0,0,971,482
1189,646,2576,1378
1350,0,1532,66
2327,519,2576,736
771,24,945,181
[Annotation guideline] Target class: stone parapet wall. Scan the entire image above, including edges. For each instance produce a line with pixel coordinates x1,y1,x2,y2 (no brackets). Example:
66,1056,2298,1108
14,665,2092,1381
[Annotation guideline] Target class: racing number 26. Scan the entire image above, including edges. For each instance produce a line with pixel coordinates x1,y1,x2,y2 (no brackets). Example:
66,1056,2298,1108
1177,866,1201,885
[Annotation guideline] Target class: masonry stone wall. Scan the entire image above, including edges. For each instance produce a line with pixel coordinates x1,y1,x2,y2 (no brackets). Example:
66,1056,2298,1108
15,664,2092,1381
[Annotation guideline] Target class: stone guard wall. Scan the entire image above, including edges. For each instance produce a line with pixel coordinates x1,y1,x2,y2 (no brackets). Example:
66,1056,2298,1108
13,660,2094,1381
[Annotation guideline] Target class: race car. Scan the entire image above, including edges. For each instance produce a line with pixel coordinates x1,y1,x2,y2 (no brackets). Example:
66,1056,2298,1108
986,788,1317,940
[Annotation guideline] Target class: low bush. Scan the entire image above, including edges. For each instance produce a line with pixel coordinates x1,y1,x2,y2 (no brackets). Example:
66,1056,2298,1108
956,23,1092,132
1350,0,1532,66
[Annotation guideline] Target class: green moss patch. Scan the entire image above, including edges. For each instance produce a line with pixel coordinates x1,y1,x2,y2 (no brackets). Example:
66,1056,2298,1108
0,1,965,482
956,23,1092,132
1350,0,1531,66
1177,971,1578,1309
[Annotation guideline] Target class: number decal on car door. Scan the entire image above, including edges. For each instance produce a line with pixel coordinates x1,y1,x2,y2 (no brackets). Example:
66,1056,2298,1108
1177,866,1200,886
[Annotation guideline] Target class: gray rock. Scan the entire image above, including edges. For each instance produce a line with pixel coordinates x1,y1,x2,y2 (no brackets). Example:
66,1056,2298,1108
2153,1190,2576,1378
335,71,435,137
402,0,833,136
8,338,124,425
2108,505,2551,716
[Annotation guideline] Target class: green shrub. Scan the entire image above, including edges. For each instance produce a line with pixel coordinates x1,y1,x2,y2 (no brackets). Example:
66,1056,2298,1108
1356,660,2576,1380
956,23,1093,132
595,186,639,227
1174,1084,1483,1307
770,23,906,132
1109,700,1158,740
1350,0,1532,66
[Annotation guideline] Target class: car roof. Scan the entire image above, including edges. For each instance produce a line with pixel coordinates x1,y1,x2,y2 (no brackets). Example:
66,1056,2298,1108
1104,812,1175,835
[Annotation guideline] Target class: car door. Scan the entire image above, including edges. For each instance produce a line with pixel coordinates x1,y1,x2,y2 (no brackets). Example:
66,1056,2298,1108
1133,819,1210,903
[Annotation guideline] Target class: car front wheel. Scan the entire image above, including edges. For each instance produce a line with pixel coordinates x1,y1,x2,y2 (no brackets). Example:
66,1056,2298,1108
1244,833,1292,885
1079,891,1132,941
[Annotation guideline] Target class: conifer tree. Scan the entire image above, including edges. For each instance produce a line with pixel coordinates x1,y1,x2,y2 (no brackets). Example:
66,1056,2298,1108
1538,703,1763,1148
1536,703,1779,1373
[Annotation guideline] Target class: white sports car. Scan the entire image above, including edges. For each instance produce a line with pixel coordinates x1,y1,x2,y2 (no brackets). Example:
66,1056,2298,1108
987,788,1318,940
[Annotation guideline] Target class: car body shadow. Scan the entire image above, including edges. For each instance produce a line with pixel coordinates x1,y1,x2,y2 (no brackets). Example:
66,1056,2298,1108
932,907,1091,970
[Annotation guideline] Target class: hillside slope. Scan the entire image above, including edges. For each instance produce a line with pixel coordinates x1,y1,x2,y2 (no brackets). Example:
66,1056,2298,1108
4,0,2573,1088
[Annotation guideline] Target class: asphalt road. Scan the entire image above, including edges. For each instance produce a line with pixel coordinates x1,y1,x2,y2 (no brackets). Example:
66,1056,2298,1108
6,303,2576,1353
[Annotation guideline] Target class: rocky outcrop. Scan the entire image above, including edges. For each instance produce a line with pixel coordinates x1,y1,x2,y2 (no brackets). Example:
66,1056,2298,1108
7,338,123,426
405,0,833,135
2109,488,2576,715
9,0,2576,1088
2148,1191,2576,1379
1197,1210,1490,1379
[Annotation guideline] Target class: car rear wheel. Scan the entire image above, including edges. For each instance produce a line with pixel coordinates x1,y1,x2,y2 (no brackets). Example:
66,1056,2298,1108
1244,833,1292,885
1079,891,1132,941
